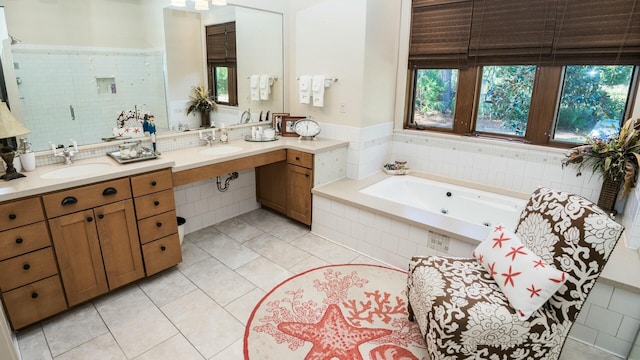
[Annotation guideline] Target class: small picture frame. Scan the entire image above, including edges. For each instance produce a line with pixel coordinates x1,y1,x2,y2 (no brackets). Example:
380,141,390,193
281,116,305,137
272,113,289,134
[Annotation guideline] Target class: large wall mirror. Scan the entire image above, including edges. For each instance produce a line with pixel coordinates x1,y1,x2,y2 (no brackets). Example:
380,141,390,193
0,0,284,152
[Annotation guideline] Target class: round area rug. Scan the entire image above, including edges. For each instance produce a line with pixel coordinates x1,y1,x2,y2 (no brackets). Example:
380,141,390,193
244,264,429,359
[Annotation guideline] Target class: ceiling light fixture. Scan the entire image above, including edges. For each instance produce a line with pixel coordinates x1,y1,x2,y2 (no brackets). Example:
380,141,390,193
194,0,209,10
170,0,186,7
211,0,227,6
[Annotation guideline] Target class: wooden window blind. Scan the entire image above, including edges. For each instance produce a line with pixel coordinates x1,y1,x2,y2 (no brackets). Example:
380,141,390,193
409,0,472,68
552,0,640,64
206,22,236,65
468,0,556,65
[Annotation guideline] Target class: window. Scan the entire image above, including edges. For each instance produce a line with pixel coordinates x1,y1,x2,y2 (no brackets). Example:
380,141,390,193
476,66,535,137
412,69,458,129
208,65,237,105
205,22,238,106
407,0,639,147
554,65,635,143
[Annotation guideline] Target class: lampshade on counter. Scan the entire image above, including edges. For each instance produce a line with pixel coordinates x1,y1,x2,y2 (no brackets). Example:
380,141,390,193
0,102,30,180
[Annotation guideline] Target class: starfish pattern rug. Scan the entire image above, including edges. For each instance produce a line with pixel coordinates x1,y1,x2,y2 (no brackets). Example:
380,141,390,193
244,264,429,359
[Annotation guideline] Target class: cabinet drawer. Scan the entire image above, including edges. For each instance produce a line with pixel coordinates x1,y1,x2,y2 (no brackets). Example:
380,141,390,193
287,150,313,169
142,234,182,276
3,275,68,330
0,222,51,261
0,247,58,291
138,210,178,244
0,197,44,231
131,168,173,197
43,178,132,218
134,189,176,220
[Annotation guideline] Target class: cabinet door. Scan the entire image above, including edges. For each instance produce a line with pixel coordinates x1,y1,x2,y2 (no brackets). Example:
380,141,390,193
255,161,288,215
95,200,144,290
287,164,313,225
49,210,108,306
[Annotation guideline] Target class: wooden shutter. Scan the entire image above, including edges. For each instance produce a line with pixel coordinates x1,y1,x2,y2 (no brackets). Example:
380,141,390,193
409,0,472,68
553,0,640,64
206,22,236,64
468,0,556,64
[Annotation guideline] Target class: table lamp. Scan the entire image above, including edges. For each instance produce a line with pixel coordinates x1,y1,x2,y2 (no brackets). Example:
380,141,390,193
0,102,30,181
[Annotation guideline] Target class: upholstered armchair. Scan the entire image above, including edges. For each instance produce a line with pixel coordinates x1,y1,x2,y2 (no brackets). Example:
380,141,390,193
407,187,624,359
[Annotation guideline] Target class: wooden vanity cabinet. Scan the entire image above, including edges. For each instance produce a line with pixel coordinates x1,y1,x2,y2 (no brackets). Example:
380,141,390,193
44,178,144,307
131,169,182,276
256,149,314,225
0,197,67,330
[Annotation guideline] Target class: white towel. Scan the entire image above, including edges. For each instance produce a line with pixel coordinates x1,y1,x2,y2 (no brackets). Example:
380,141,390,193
312,75,325,107
299,75,311,104
259,74,270,100
250,75,260,101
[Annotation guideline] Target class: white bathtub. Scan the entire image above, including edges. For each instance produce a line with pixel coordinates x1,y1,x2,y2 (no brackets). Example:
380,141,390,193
359,175,527,240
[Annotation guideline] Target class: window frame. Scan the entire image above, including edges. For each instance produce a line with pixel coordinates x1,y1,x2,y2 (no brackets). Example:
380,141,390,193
405,65,639,148
207,63,238,106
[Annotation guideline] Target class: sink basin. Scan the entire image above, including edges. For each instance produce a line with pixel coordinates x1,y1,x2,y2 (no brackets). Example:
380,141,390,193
41,163,113,179
199,146,243,156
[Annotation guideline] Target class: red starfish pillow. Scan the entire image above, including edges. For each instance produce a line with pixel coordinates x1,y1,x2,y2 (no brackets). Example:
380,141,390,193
473,224,568,320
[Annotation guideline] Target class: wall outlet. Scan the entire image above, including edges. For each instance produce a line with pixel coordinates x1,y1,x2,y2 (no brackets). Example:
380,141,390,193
339,103,346,113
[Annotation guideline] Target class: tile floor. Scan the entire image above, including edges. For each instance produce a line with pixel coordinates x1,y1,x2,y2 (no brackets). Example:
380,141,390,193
15,208,621,359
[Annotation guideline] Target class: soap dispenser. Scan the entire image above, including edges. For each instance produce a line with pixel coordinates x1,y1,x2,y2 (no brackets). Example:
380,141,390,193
18,137,36,171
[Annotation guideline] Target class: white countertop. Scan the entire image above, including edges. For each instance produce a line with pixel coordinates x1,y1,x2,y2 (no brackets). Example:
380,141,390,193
0,136,348,202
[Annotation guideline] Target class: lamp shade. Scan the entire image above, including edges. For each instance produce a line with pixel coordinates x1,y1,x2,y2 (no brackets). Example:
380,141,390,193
194,0,209,10
0,102,30,138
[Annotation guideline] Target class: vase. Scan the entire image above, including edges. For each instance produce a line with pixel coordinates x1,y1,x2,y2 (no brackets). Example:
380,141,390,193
200,110,211,128
597,178,622,213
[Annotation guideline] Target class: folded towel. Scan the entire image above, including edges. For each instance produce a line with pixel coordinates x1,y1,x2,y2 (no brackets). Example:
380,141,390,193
259,74,270,100
299,75,311,104
312,75,325,107
250,75,260,101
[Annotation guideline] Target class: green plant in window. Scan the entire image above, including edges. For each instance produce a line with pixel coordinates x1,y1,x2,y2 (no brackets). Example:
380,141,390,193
563,117,640,198
483,66,535,135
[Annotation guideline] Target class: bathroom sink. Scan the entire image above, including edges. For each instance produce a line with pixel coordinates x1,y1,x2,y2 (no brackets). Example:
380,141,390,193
199,146,243,156
41,163,113,179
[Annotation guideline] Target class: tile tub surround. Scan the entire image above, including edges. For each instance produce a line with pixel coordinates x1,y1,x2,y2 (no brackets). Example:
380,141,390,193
13,209,620,360
312,173,640,358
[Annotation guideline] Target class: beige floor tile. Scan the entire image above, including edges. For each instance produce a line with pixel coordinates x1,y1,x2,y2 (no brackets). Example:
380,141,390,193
134,334,204,360
180,257,256,305
236,257,293,291
138,268,197,307
161,290,244,359
176,240,211,270
184,226,221,244
264,218,310,242
42,303,109,357
224,287,266,325
214,217,264,242
290,233,360,264
194,232,260,269
244,233,311,268
54,333,125,360
287,255,331,274
16,325,52,360
209,339,244,360
96,287,177,358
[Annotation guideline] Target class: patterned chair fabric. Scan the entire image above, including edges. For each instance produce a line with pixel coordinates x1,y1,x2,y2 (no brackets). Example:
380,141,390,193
407,187,624,359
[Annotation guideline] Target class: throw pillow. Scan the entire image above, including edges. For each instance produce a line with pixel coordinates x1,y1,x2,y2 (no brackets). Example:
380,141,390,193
473,224,568,320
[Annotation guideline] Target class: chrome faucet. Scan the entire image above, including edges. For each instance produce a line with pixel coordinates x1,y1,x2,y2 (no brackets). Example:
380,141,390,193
199,129,215,147
50,139,78,165
241,108,251,123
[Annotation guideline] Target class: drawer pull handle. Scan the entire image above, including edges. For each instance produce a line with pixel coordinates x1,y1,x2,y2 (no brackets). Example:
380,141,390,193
87,217,94,223
15,237,23,244
61,197,78,206
31,292,38,299
98,213,104,219
154,200,160,206
23,264,30,270
305,173,310,177
296,156,300,161
9,214,16,220
156,222,162,227
151,181,157,186
160,245,167,251
102,187,118,196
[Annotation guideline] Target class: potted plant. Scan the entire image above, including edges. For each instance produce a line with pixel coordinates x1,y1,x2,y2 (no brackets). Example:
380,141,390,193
562,117,640,212
186,86,218,128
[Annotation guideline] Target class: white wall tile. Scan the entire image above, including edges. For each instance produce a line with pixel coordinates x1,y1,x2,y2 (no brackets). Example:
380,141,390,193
585,305,623,336
594,332,632,358
609,287,640,319
569,323,598,345
617,316,640,342
587,282,615,308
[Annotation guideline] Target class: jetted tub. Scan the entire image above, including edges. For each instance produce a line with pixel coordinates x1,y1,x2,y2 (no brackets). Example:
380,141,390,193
359,175,527,240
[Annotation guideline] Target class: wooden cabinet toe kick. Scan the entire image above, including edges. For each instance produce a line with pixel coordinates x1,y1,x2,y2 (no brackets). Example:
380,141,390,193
172,149,286,187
